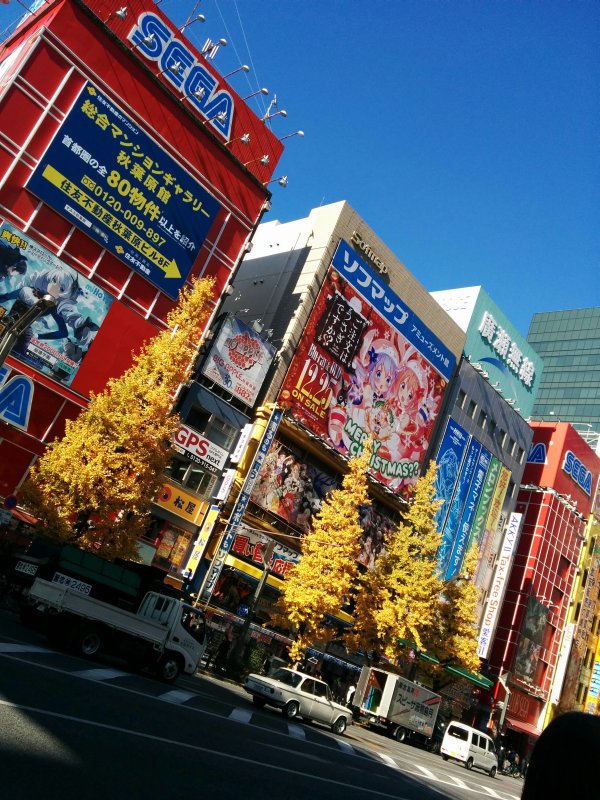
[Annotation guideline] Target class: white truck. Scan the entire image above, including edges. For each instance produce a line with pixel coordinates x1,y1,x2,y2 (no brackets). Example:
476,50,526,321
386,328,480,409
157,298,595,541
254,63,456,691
27,577,207,682
354,666,442,745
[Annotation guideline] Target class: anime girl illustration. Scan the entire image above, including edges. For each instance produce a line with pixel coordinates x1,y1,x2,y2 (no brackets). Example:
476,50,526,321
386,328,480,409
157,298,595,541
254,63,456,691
0,265,99,363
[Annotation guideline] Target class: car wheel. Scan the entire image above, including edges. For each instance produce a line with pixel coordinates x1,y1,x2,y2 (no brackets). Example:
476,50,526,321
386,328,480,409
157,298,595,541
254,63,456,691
441,754,449,761
489,766,497,778
157,652,181,683
393,726,406,743
283,700,300,719
75,625,103,657
465,758,474,770
252,696,266,708
331,716,347,735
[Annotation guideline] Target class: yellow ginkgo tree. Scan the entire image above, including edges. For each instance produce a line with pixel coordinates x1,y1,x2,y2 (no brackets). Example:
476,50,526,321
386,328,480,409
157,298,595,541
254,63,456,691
349,461,443,663
277,441,373,662
21,277,214,561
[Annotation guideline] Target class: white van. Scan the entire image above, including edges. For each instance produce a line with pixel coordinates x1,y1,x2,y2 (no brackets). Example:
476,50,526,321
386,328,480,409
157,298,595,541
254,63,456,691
440,721,498,777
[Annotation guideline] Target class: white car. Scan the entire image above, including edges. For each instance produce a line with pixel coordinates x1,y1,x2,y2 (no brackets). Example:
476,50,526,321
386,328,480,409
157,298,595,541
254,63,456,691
244,668,352,735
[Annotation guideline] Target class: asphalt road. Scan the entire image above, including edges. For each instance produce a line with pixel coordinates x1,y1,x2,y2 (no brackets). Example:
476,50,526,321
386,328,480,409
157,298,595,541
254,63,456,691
0,610,523,800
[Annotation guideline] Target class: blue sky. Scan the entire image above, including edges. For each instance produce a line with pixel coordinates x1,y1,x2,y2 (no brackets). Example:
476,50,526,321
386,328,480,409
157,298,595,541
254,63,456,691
2,0,598,337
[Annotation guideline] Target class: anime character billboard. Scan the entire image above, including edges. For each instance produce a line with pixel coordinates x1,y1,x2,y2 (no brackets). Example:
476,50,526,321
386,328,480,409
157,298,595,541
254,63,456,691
278,240,455,497
0,222,112,386
250,437,396,569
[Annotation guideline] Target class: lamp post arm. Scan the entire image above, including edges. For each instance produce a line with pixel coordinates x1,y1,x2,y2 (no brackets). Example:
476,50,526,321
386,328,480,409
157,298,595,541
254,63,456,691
0,294,56,368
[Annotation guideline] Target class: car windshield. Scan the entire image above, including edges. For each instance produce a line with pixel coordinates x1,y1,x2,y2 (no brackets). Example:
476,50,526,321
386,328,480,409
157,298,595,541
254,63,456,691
272,669,303,688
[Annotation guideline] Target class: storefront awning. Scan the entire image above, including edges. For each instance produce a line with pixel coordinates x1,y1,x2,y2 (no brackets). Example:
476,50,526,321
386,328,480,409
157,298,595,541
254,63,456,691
445,665,494,690
505,718,542,738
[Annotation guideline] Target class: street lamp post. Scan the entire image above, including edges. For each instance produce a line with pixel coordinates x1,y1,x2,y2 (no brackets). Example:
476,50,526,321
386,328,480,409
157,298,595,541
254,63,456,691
0,294,56,368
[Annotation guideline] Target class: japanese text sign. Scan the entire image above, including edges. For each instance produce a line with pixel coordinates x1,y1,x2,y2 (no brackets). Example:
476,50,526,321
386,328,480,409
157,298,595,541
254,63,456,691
28,83,220,299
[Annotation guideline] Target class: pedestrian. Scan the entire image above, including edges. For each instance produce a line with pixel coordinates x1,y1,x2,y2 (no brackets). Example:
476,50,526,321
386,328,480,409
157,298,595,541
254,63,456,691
521,712,600,799
346,683,356,708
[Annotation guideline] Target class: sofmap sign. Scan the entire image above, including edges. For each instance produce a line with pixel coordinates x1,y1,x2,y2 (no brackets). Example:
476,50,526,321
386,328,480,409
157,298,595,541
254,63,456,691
27,83,220,300
128,12,234,140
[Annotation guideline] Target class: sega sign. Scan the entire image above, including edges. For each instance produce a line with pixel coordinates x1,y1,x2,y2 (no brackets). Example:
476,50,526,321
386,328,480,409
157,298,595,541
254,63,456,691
563,450,593,496
128,13,234,140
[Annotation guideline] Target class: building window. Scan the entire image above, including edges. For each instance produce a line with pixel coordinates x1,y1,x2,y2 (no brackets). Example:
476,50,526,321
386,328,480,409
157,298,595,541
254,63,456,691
167,456,218,499
185,406,237,449
477,409,487,430
457,389,467,409
467,399,477,419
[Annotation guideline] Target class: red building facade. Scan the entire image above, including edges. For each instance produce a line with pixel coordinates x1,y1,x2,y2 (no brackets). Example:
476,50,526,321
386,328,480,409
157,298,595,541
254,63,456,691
0,0,282,501
487,422,600,744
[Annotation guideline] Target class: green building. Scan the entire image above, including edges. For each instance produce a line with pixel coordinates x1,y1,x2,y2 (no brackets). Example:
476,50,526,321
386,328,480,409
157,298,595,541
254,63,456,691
527,307,600,450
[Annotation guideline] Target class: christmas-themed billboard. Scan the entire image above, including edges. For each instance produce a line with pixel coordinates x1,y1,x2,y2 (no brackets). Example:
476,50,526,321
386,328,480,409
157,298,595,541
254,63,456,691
0,222,112,387
27,82,220,300
201,315,276,407
278,240,455,496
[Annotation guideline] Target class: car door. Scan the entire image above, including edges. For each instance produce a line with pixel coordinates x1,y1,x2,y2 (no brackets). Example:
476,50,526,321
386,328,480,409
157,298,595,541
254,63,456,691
297,677,316,718
311,680,335,724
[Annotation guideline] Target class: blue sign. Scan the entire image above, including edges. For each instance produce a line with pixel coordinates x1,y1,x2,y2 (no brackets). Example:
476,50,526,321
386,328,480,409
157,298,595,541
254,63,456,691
445,445,491,580
434,418,469,533
27,83,220,299
332,240,456,381
438,436,482,577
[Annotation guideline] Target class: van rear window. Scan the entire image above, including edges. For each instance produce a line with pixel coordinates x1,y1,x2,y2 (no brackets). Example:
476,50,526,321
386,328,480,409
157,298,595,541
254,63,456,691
447,725,469,741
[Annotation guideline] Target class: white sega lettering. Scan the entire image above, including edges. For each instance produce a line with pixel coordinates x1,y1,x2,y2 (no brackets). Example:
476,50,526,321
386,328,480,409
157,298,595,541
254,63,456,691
129,13,234,139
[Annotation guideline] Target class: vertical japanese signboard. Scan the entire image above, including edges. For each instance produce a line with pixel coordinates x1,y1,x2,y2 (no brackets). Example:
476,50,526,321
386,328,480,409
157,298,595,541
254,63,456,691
278,239,455,497
199,407,283,603
27,83,220,299
434,418,469,532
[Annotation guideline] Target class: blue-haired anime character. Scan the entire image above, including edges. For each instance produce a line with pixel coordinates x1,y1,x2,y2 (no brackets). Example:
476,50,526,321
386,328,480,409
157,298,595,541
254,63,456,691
0,265,99,362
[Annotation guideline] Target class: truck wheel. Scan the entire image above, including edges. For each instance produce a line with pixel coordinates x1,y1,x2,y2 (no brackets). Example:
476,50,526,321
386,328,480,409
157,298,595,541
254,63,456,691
252,696,266,708
157,653,181,683
76,626,103,657
465,757,474,770
393,726,407,743
283,700,299,719
331,716,347,735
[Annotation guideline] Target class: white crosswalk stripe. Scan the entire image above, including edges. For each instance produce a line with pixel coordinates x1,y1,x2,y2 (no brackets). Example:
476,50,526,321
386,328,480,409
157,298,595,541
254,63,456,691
74,668,130,681
228,707,253,723
0,643,49,653
415,764,436,778
158,689,196,704
377,752,399,769
287,722,306,739
446,774,469,788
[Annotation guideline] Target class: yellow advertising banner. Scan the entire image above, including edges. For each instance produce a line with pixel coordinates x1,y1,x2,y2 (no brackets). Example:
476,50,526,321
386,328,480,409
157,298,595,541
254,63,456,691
182,504,221,576
155,482,208,525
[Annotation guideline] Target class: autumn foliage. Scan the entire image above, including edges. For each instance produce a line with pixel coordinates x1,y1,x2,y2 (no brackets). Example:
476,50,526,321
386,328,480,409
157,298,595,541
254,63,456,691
21,277,214,560
277,441,372,662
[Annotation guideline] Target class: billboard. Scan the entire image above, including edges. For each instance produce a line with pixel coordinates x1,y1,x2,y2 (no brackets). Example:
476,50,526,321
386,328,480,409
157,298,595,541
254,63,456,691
433,418,470,532
278,240,455,496
513,596,550,682
250,437,396,569
27,82,220,299
432,287,543,419
0,222,112,387
201,315,277,407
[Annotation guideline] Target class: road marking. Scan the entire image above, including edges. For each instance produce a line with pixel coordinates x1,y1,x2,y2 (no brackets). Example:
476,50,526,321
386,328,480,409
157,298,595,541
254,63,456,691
479,786,504,797
377,752,399,769
335,738,355,754
228,707,253,723
415,764,436,778
288,722,306,739
0,643,49,653
0,698,414,799
159,690,196,704
74,668,130,681
447,774,469,788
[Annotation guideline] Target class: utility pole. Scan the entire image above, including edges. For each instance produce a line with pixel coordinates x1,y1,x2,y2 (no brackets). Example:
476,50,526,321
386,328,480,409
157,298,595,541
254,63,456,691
0,294,56,368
